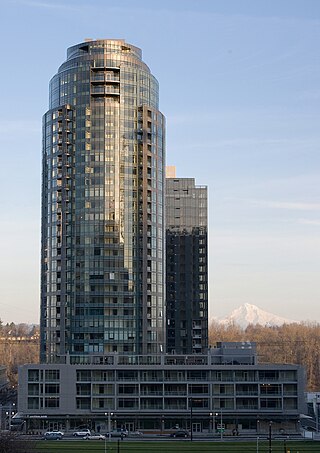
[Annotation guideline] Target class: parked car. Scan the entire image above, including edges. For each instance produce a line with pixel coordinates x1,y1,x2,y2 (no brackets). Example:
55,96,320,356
73,428,91,437
106,428,128,437
129,430,143,437
83,434,106,440
43,431,64,440
170,430,189,438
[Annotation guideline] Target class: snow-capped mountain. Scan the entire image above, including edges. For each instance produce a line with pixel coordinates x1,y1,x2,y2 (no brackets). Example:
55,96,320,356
213,303,297,329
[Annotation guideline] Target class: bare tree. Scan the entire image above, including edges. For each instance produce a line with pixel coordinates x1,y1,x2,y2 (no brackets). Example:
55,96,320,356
209,320,320,391
0,432,36,453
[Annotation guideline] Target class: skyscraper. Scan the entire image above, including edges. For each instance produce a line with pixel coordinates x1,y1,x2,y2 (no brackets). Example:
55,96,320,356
41,39,165,362
19,39,305,435
166,167,208,354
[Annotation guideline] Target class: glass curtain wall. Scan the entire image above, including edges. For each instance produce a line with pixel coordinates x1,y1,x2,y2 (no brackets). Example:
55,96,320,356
41,40,165,362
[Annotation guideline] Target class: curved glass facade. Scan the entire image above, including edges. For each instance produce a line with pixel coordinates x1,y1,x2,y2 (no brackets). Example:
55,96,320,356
41,40,165,362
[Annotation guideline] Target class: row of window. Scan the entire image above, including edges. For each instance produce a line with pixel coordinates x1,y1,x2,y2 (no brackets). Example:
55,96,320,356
27,395,297,411
74,369,297,382
73,383,297,397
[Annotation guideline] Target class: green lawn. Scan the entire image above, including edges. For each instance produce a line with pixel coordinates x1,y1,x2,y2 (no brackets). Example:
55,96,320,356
34,439,320,453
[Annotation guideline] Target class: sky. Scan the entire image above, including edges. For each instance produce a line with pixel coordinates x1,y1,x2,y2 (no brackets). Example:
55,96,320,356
1,0,320,324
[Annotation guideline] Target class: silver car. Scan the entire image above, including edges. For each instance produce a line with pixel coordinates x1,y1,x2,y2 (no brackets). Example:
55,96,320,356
73,429,91,437
84,434,106,440
44,431,64,440
106,429,128,437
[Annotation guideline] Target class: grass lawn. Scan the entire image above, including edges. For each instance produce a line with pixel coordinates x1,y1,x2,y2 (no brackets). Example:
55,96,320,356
34,439,320,453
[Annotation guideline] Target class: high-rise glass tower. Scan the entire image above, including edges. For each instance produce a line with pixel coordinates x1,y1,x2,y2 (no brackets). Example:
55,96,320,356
166,167,208,354
41,39,165,362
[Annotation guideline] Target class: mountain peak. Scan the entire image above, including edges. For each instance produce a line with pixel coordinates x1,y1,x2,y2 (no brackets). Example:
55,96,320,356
215,304,297,329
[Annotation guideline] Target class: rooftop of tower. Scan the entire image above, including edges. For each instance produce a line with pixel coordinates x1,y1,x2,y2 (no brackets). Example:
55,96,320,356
67,38,142,61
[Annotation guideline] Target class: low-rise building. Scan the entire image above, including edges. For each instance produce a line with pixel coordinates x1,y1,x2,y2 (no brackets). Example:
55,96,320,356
18,343,306,434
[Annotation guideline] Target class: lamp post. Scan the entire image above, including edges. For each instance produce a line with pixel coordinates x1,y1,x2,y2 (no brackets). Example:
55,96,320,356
216,410,223,440
268,421,272,453
5,410,9,430
104,411,114,453
210,412,215,436
189,398,193,442
105,411,114,442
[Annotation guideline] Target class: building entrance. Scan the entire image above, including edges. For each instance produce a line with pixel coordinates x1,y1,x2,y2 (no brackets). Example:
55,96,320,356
192,422,201,433
125,422,135,432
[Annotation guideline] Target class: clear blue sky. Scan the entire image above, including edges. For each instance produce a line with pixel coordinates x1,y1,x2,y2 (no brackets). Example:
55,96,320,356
1,0,320,324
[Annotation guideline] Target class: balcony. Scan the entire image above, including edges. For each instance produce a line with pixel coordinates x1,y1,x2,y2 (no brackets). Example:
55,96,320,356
91,85,120,97
164,390,187,396
140,390,163,396
236,391,259,396
236,404,259,410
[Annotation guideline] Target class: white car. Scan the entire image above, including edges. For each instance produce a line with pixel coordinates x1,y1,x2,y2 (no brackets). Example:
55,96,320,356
84,434,106,440
73,429,91,437
106,429,128,437
44,430,64,440
129,431,143,437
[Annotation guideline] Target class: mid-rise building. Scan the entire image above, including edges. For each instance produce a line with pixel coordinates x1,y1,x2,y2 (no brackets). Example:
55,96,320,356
40,39,165,361
166,168,208,353
18,343,306,434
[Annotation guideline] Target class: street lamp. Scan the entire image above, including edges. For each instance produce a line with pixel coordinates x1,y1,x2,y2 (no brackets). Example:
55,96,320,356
210,412,215,435
104,411,114,453
105,411,114,441
215,410,223,440
189,398,193,442
268,421,272,453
